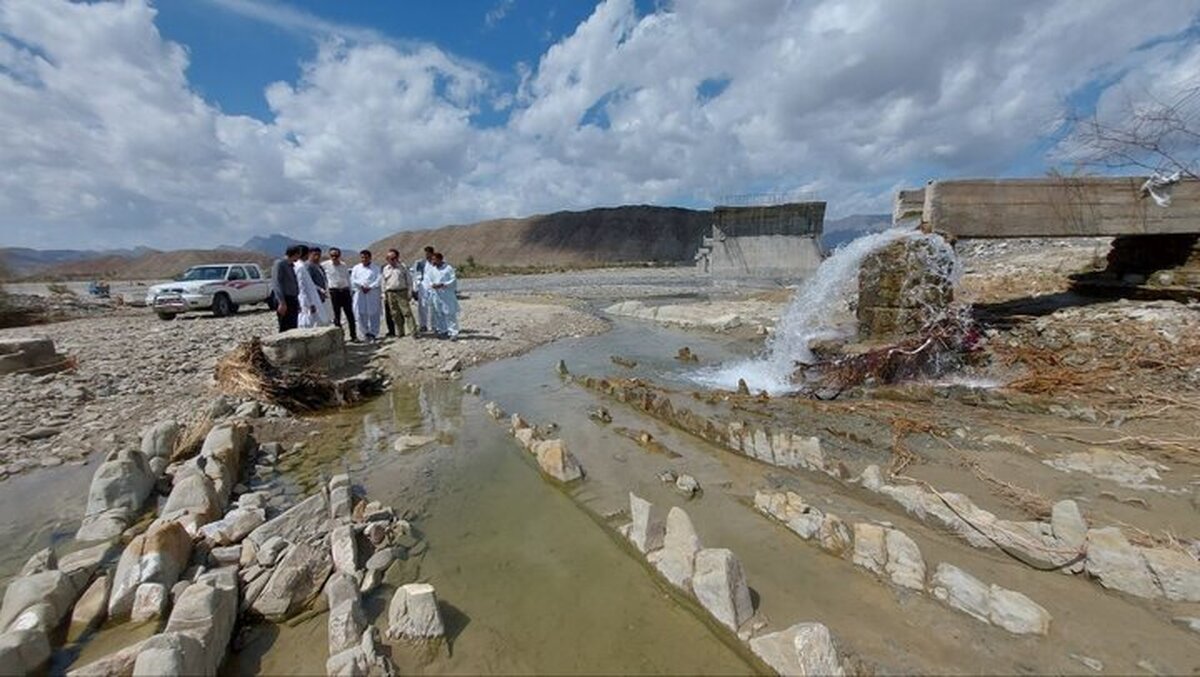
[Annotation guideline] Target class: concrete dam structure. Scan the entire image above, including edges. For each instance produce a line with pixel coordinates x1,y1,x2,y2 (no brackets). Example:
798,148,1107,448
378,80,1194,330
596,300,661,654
897,177,1200,237
695,202,825,284
892,176,1200,295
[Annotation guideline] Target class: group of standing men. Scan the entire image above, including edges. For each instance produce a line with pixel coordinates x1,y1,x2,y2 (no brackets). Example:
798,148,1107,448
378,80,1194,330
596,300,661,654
270,244,459,342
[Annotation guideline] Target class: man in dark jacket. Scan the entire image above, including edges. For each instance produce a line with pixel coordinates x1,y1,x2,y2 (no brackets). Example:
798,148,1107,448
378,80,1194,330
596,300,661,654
271,245,302,332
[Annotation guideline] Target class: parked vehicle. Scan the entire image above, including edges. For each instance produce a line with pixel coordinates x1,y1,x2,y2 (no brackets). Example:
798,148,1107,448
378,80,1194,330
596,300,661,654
145,263,271,320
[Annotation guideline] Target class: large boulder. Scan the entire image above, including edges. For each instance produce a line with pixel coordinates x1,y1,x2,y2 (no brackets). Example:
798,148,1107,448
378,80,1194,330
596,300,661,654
251,540,332,621
326,573,366,656
159,467,223,534
1141,547,1200,602
76,449,155,542
691,548,753,632
930,563,991,623
162,568,239,676
197,422,251,505
386,583,445,640
260,326,346,372
648,507,701,590
851,523,887,574
141,421,180,471
532,439,584,483
988,585,1051,635
0,628,52,675
0,570,75,633
749,622,844,677
68,575,110,640
1085,528,1159,599
132,632,207,677
883,529,926,590
108,521,193,619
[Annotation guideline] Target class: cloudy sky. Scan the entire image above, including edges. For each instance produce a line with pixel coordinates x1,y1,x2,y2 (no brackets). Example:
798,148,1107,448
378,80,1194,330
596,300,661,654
1,0,1199,250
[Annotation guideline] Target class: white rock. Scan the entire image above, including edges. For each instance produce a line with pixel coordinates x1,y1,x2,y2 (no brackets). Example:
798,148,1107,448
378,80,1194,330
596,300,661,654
0,570,75,634
392,435,436,453
0,628,52,675
331,525,358,576
247,492,331,548
1141,547,1200,602
627,493,665,554
1084,528,1159,599
691,548,753,632
931,563,990,623
649,507,701,590
1050,499,1087,550
988,585,1051,635
130,583,168,623
749,622,844,677
884,529,926,590
386,583,445,640
851,523,887,575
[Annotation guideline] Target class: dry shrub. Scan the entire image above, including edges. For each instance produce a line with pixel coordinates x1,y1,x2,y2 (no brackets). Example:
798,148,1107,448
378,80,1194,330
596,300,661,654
214,338,342,412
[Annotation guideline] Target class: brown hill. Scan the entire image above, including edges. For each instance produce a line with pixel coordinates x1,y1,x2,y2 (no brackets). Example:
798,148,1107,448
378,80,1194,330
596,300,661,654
26,249,275,281
368,205,713,268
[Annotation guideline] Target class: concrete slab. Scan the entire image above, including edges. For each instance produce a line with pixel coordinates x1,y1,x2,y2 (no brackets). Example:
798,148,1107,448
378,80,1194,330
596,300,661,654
922,177,1200,238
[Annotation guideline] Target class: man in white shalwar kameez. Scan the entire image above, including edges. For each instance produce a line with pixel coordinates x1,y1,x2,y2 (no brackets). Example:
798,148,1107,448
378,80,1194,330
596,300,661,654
424,252,459,340
350,250,383,341
294,255,325,329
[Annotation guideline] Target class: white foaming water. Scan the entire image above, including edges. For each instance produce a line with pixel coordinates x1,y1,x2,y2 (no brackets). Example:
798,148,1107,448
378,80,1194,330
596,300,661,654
690,228,923,394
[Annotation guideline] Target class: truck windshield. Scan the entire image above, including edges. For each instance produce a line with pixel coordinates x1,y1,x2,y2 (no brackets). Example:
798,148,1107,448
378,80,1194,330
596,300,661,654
180,266,229,281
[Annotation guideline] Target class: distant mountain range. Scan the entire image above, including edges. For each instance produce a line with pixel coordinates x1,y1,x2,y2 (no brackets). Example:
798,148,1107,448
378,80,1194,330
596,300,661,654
222,233,333,257
1,212,894,281
0,233,324,280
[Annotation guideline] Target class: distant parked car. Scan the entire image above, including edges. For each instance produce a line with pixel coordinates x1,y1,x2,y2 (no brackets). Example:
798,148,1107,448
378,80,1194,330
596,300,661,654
146,263,271,320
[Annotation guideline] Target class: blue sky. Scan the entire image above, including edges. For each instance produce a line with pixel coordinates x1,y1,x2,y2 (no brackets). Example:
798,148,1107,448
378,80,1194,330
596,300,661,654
155,1,637,123
1,0,1199,250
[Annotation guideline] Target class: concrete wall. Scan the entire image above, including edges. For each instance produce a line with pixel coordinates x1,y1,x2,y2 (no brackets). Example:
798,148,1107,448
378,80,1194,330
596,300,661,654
696,201,826,283
704,233,823,282
893,188,925,223
923,177,1200,238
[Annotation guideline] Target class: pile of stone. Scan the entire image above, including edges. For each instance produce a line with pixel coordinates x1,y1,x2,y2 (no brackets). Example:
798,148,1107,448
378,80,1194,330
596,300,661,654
755,489,1052,635
0,337,71,376
0,412,428,676
619,493,846,675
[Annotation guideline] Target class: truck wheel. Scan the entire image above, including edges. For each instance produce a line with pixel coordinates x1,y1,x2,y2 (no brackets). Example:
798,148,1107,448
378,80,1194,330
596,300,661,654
156,312,177,321
212,293,233,318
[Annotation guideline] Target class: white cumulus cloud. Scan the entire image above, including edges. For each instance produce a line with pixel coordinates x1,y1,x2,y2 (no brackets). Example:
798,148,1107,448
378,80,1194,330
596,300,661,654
1,0,1198,249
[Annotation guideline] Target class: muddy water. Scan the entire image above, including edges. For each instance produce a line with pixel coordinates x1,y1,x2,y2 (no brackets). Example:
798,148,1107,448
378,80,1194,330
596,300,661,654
223,375,757,675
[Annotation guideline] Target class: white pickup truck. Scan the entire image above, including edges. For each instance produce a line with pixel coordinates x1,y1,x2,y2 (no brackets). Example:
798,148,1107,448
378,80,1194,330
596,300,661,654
146,263,272,320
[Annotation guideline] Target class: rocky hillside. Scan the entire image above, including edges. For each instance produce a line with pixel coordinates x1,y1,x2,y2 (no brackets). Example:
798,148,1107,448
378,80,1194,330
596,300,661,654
367,205,713,267
22,249,274,281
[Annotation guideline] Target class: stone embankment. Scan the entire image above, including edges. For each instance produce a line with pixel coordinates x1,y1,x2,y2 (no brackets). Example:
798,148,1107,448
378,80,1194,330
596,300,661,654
619,494,847,676
0,408,437,676
570,374,1200,617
